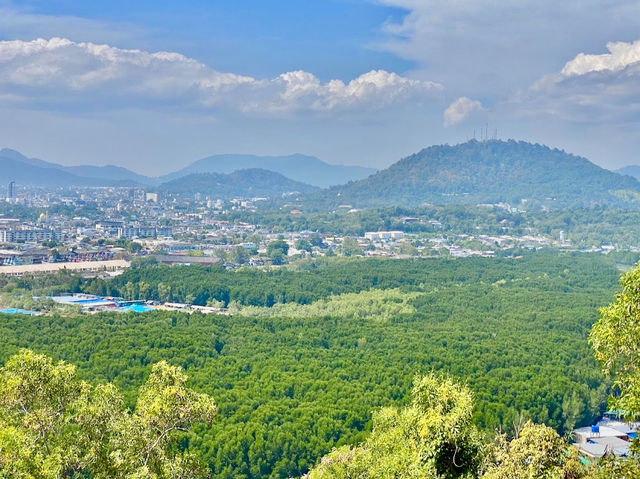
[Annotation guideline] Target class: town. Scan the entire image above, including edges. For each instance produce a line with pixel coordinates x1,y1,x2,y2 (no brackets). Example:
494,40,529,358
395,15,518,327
0,180,624,278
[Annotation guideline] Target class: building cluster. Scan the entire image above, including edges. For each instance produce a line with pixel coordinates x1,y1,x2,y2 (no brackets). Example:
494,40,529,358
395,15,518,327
0,214,62,244
573,414,638,461
0,181,624,276
0,225,62,243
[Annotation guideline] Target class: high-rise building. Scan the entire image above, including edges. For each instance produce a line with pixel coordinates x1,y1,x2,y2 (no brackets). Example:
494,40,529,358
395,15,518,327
8,181,15,199
145,192,158,203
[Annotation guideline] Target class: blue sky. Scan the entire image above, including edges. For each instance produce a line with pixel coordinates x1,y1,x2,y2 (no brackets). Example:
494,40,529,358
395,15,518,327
7,0,411,78
1,0,640,174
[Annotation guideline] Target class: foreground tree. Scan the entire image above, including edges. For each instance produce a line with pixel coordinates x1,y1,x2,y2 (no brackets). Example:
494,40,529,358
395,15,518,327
306,374,483,479
587,455,640,479
590,266,640,419
589,265,640,474
0,349,217,478
480,421,586,479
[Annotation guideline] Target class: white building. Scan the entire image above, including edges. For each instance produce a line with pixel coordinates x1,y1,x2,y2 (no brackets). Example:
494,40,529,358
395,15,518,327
0,228,62,243
364,231,405,241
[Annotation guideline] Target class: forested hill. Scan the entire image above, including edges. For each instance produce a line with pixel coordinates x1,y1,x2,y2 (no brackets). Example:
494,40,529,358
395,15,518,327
159,153,376,187
158,168,318,199
305,140,640,209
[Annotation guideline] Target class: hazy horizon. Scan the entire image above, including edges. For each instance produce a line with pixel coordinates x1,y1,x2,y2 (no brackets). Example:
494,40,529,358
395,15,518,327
1,1,640,173
5,137,633,179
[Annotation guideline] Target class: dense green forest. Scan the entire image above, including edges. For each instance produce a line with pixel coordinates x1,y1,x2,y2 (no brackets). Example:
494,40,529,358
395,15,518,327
0,253,620,478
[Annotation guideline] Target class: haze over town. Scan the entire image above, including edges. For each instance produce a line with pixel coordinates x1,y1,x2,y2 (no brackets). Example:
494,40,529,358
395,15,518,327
1,0,640,173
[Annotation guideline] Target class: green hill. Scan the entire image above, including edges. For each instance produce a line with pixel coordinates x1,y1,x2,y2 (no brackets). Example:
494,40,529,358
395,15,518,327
158,168,318,199
159,153,376,187
306,140,640,209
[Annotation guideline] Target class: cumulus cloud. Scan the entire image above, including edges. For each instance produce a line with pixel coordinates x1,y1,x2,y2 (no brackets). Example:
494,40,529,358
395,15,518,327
518,39,640,123
561,40,640,76
375,0,640,97
0,38,442,115
443,96,483,126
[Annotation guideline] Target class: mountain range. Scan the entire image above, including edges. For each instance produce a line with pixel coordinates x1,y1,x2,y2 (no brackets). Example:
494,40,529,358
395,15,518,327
0,149,374,189
304,140,640,209
159,153,375,187
5,141,640,209
0,149,146,187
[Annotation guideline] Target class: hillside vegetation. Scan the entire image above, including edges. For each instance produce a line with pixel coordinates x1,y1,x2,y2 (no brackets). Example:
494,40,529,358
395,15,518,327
159,153,375,187
306,140,640,209
158,169,318,199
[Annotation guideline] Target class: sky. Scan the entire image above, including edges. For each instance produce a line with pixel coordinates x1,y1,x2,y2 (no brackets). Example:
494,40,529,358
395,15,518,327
1,0,640,174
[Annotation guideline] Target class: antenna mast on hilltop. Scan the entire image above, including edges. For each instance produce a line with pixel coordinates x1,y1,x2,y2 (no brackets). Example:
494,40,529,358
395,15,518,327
471,126,498,142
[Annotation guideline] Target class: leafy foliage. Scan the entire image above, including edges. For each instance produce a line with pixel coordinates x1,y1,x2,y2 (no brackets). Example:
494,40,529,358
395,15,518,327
306,374,482,479
591,266,640,420
230,288,419,321
0,349,216,478
266,240,290,264
586,262,640,477
481,422,586,479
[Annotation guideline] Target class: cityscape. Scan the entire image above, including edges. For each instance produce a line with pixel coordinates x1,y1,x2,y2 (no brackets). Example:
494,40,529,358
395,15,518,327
0,177,615,276
3,1,640,478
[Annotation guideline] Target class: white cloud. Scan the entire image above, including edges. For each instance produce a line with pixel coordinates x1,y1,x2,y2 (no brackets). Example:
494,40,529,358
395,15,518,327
0,38,442,115
443,96,483,127
374,0,640,98
518,39,640,124
561,40,640,76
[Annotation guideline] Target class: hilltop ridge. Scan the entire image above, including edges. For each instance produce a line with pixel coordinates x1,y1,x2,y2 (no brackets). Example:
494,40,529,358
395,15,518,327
158,169,319,199
304,140,640,209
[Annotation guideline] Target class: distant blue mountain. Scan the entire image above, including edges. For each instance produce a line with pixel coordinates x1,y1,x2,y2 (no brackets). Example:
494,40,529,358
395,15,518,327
0,149,145,186
0,156,93,187
616,165,640,181
62,164,151,184
159,153,376,187
1,148,375,189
